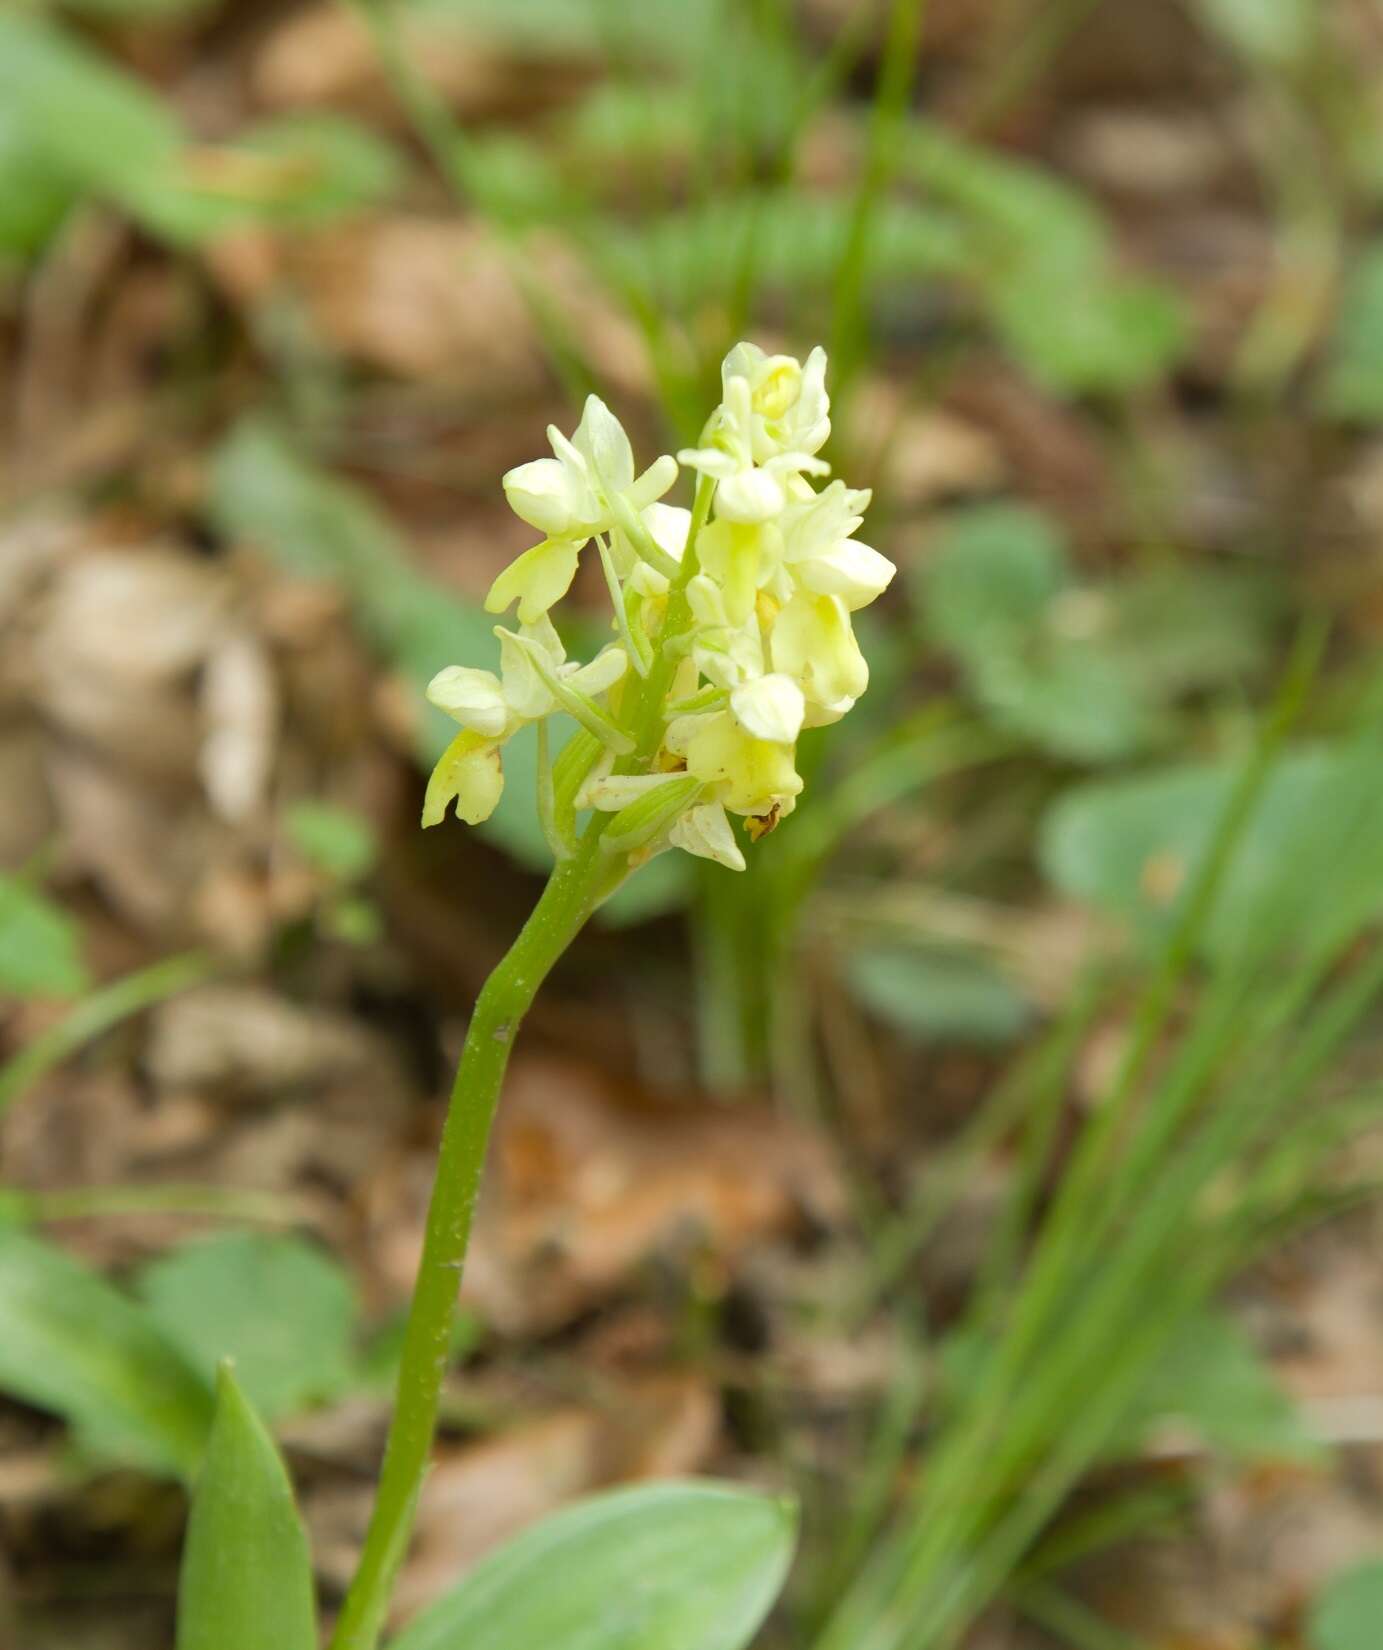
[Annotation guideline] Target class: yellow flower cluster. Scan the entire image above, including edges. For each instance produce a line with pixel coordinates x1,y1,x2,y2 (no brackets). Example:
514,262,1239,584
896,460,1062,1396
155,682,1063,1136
423,343,893,874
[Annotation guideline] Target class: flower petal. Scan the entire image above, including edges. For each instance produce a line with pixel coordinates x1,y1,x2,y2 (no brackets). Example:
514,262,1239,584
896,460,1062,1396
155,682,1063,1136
485,538,583,624
715,466,786,524
794,539,896,610
425,665,509,737
422,730,504,827
572,395,635,493
730,672,805,744
670,801,746,872
502,458,585,537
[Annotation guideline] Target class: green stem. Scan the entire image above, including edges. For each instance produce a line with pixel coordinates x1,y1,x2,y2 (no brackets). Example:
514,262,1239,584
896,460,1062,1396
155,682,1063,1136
330,476,714,1650
327,841,604,1650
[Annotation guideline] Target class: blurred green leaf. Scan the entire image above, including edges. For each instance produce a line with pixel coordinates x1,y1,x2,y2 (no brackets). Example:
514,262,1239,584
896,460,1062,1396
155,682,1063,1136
848,946,1032,1046
176,1365,317,1650
1121,1308,1320,1464
407,0,711,55
0,15,397,248
924,505,1068,647
919,505,1159,762
60,0,215,15
60,0,214,15
0,110,77,258
1099,567,1278,697
1320,242,1383,422
0,1228,213,1477
1309,1562,1383,1650
0,13,181,200
1196,0,1316,66
598,851,695,928
136,1233,358,1421
920,508,1273,762
602,191,967,315
390,1480,796,1650
327,894,386,946
210,419,554,870
902,126,1188,394
0,874,89,999
285,801,378,883
991,277,1188,398
221,113,403,227
1039,740,1383,960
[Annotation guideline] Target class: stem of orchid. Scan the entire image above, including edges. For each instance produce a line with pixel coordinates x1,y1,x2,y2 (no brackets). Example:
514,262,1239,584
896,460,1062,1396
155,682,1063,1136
329,475,716,1650
328,835,606,1650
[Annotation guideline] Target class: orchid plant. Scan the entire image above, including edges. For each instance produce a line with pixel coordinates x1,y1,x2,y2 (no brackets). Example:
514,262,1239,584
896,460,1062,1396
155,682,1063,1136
172,345,887,1650
325,343,892,1647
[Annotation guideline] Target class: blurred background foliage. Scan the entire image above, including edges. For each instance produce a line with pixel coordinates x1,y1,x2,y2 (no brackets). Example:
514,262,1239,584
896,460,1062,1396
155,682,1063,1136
4,0,1383,1647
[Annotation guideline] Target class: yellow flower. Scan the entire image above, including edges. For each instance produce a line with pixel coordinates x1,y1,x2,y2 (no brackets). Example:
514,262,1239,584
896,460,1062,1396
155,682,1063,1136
770,590,869,723
422,730,504,827
670,710,803,817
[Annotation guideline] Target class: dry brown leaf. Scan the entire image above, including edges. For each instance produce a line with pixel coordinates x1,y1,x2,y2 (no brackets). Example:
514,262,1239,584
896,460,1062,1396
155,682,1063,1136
199,629,279,824
145,985,398,1103
367,1055,841,1333
251,4,591,124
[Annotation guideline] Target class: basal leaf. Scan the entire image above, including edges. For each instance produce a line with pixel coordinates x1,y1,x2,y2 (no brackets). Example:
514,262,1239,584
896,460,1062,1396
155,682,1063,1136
0,1228,213,1477
921,504,1068,650
136,1233,359,1422
176,1365,317,1650
389,1480,796,1650
1039,740,1383,960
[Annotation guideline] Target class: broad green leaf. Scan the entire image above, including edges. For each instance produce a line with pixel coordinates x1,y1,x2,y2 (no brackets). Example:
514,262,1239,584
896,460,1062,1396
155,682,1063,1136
176,1365,317,1650
848,946,1032,1046
0,110,77,258
0,874,89,999
1197,0,1316,65
1039,741,1383,960
1320,242,1383,422
1120,1309,1320,1464
0,14,181,205
136,1233,358,1421
1310,1562,1383,1650
0,1228,212,1477
285,801,378,883
209,419,553,869
390,1480,796,1650
920,510,1272,761
0,16,396,247
990,276,1188,398
923,505,1067,648
919,505,1160,761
